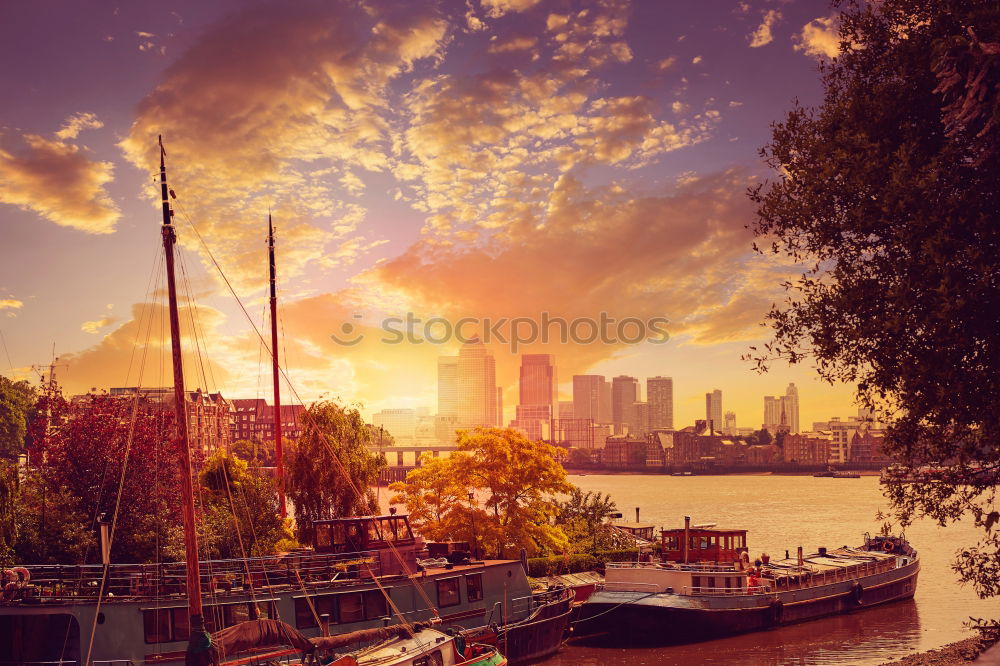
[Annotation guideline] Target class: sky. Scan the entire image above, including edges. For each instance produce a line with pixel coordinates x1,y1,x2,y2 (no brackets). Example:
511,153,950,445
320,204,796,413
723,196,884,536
0,0,857,431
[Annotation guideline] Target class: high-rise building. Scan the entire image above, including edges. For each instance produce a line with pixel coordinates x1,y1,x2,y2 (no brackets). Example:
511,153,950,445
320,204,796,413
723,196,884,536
630,401,649,436
611,376,639,435
519,354,557,408
497,387,504,428
372,408,416,443
558,401,575,419
763,395,785,433
785,383,800,434
437,357,459,418
705,389,722,434
724,410,736,435
599,379,612,423
647,376,674,430
456,339,497,429
510,404,552,441
573,375,604,422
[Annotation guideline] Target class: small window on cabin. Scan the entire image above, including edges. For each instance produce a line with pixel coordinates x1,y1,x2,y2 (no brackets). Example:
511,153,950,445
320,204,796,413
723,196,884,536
437,577,461,607
364,519,381,543
466,574,484,602
413,651,444,666
692,576,701,590
315,524,332,548
706,577,716,589
395,518,414,540
699,536,711,549
295,598,315,628
143,609,172,643
664,535,678,550
339,592,365,623
364,590,388,620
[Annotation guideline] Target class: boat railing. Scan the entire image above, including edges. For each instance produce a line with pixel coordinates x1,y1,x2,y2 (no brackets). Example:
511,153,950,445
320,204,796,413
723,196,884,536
605,561,741,573
600,581,664,592
1,549,389,603
686,585,767,596
0,662,134,666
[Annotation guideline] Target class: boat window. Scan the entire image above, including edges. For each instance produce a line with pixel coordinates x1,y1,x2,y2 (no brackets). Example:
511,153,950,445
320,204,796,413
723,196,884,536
698,536,711,549
437,577,461,607
466,574,484,602
395,518,414,540
315,523,332,548
295,595,337,629
364,589,389,620
143,609,172,643
692,576,701,590
339,592,365,623
364,519,382,543
706,577,716,589
413,650,444,666
663,535,679,550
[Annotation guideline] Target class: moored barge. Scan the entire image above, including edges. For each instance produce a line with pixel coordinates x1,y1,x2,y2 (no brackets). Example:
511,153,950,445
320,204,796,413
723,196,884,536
574,517,919,642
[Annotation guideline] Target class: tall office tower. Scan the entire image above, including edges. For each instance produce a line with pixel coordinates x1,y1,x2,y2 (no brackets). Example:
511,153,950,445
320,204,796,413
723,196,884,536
437,356,459,418
647,376,674,430
497,387,504,427
612,376,639,435
457,339,497,428
558,401,575,419
519,354,557,407
573,375,605,421
599,379,612,423
630,401,649,436
785,382,800,434
705,389,723,434
763,395,781,432
724,410,736,435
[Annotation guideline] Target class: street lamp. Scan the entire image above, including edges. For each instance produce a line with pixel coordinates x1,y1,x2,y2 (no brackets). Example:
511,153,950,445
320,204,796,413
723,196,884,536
468,491,478,561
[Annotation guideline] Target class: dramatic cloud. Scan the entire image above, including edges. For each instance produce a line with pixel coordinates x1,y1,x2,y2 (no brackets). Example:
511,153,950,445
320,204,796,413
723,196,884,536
795,16,840,59
121,0,450,290
0,126,119,234
749,9,781,48
480,0,543,18
0,299,24,315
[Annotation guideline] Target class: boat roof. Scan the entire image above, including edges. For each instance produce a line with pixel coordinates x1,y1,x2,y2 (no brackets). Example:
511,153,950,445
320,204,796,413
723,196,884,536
662,527,745,534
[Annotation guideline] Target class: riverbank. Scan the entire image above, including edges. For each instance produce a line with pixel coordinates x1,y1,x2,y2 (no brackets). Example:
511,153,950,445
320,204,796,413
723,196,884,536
879,634,998,665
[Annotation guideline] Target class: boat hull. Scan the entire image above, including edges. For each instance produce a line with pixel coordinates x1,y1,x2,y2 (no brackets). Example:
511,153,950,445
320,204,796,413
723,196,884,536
573,561,919,643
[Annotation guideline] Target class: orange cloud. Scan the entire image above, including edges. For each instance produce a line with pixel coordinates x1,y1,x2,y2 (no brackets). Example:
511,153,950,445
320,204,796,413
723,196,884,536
795,16,840,59
0,125,119,234
748,9,781,48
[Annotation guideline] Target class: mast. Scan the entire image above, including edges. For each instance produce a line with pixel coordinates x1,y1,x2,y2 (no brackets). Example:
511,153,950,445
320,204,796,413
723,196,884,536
268,215,286,518
158,137,209,663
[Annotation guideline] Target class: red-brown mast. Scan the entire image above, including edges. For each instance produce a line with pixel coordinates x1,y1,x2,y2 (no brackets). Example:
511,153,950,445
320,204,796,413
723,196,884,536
268,215,286,518
158,137,208,662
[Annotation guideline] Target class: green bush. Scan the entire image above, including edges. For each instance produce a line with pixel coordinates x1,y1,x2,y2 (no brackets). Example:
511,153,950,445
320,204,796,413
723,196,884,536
526,553,597,577
593,548,641,564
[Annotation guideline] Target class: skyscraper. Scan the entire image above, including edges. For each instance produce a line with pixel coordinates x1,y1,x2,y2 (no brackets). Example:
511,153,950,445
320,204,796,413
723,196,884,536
724,410,736,435
437,356,458,418
599,379,612,423
611,376,639,435
573,375,604,422
785,382,800,434
705,389,722,434
519,354,557,408
647,376,674,430
763,395,780,432
456,339,497,429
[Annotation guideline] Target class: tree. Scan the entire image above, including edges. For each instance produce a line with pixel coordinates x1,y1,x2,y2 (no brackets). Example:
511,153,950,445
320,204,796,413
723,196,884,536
0,376,35,459
286,401,385,543
22,392,181,564
555,489,619,554
391,428,572,558
168,451,292,560
749,0,1000,598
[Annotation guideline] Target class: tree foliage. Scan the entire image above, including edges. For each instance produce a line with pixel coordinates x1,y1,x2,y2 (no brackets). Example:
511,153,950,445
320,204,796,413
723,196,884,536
167,451,292,560
749,0,1000,597
287,401,385,543
19,393,182,564
0,376,35,459
390,428,572,558
555,489,622,553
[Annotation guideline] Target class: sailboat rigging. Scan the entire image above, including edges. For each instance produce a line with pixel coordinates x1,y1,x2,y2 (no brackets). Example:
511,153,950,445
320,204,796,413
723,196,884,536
268,215,287,519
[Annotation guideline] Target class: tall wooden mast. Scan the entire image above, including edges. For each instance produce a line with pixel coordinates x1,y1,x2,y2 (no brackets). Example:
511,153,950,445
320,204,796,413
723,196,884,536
268,215,286,518
158,137,208,662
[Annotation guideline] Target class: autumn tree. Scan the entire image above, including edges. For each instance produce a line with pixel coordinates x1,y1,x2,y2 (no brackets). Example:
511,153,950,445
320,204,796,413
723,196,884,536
19,392,181,563
0,376,35,459
750,0,1000,597
168,451,292,560
391,428,572,558
286,401,385,543
555,489,620,553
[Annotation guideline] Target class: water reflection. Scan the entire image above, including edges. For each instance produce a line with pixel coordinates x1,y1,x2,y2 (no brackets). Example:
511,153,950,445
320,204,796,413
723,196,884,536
554,599,921,665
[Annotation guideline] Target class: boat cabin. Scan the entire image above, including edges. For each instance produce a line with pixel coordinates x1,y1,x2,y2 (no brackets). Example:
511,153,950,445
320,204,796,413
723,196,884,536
312,515,423,577
661,527,748,564
616,524,656,542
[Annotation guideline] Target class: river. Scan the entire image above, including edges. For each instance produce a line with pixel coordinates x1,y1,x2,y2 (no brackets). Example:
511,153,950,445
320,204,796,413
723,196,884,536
540,474,994,666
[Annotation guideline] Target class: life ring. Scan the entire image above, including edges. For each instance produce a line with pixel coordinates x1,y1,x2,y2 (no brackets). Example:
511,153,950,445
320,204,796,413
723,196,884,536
883,542,895,553
13,567,29,584
852,583,864,606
